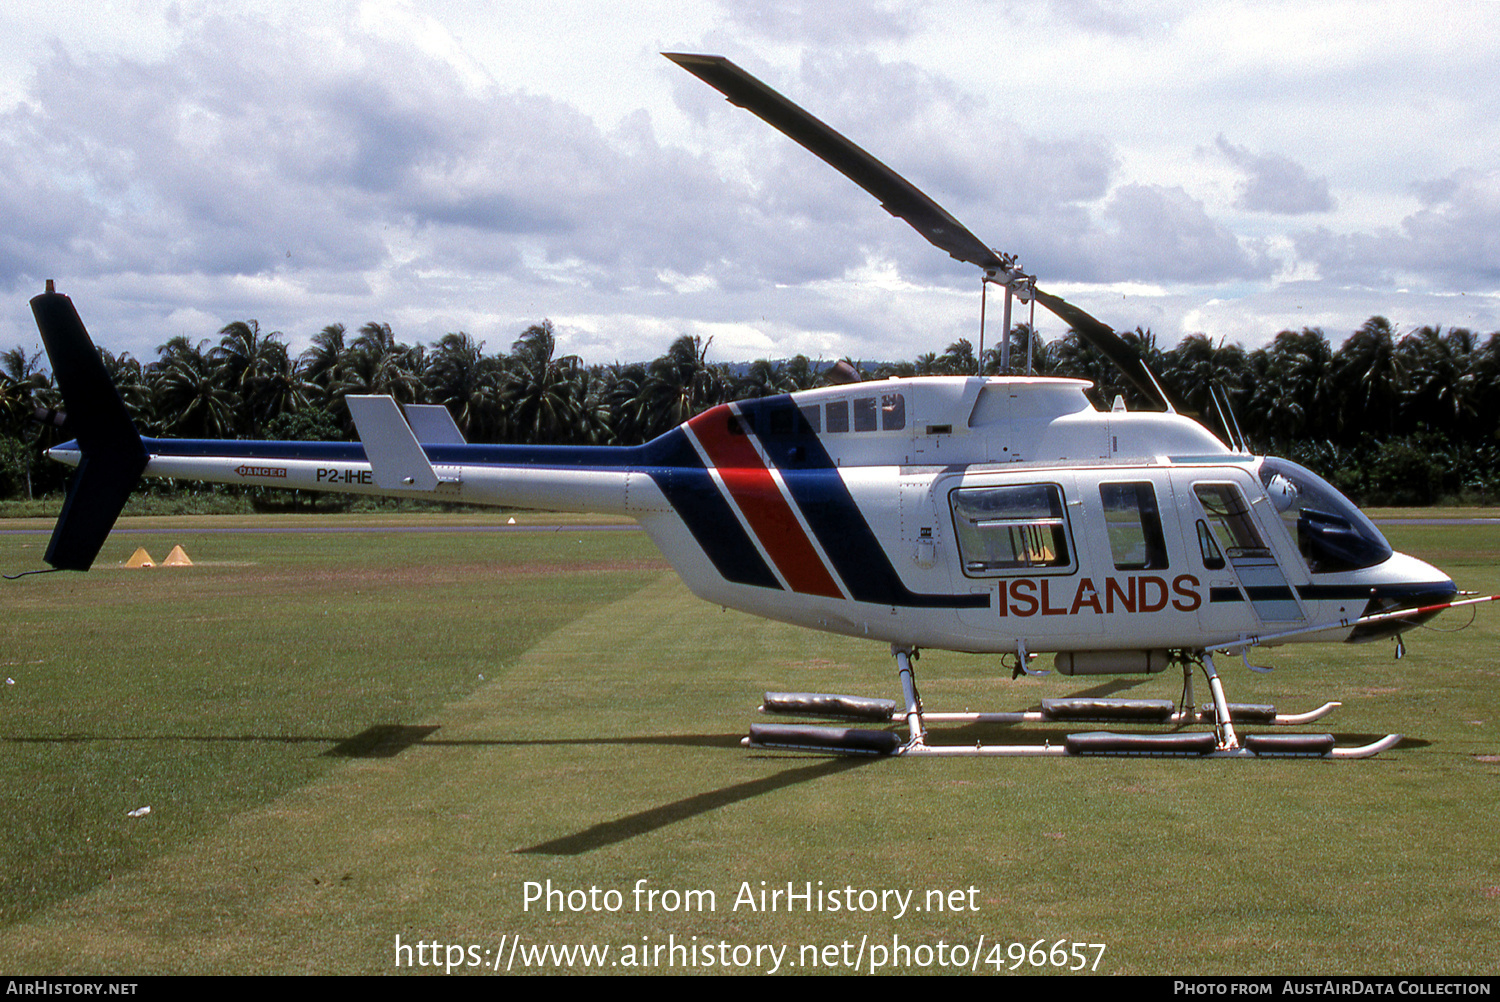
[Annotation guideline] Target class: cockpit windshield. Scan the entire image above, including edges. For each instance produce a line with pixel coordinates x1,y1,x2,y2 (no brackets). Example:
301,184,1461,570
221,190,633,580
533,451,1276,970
1257,457,1392,573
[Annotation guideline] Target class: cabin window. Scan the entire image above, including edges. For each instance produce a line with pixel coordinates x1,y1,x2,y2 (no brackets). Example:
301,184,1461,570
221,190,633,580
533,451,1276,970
826,400,849,433
1099,482,1169,570
817,394,905,434
1193,483,1270,559
881,392,906,431
800,405,821,434
768,405,795,437
950,483,1074,576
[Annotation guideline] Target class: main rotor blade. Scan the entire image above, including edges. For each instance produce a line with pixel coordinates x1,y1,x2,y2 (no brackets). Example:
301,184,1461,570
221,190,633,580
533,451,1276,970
1029,289,1172,407
664,52,1006,272
666,52,1176,409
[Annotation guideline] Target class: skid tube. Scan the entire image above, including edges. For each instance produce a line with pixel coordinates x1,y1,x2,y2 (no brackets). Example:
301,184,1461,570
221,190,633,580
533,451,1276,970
743,647,1402,760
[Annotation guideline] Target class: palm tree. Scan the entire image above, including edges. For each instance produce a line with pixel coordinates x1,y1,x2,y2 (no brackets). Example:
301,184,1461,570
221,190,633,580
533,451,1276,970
1248,327,1333,443
151,336,237,439
300,323,347,409
630,335,730,439
330,322,425,433
981,323,1048,376
1398,325,1478,439
783,355,823,390
425,332,504,441
98,348,152,432
212,320,289,437
503,320,588,445
1048,331,1118,407
1162,333,1247,430
939,339,977,375
737,359,797,398
1333,316,1404,439
0,346,50,433
603,361,653,445
248,339,308,434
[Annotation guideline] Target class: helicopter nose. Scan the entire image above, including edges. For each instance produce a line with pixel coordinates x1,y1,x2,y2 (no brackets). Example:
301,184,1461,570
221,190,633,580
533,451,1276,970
1377,551,1457,604
1345,551,1458,642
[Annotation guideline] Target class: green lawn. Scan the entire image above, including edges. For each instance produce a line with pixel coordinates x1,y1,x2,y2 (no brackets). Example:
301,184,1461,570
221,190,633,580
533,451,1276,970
0,517,1496,974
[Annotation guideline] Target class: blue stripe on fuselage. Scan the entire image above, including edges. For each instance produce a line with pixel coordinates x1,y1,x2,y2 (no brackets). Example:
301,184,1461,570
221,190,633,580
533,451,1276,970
638,428,781,590
730,396,989,610
146,430,782,589
144,436,646,468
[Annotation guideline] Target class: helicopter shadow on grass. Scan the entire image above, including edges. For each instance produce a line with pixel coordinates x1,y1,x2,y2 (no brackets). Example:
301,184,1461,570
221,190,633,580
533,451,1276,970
3,679,1434,857
513,755,873,856
327,727,880,855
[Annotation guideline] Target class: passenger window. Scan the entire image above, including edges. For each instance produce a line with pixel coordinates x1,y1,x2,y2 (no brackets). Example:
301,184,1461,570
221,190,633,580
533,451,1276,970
1099,482,1168,570
950,484,1073,576
853,396,877,432
800,405,821,434
881,393,905,431
1193,483,1270,559
826,400,849,433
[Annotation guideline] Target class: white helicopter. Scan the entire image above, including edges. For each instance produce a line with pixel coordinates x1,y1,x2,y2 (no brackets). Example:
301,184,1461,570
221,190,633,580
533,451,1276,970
24,54,1491,761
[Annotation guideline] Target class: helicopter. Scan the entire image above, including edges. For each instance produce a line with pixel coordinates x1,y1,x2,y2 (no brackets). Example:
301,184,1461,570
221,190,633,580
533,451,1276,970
23,54,1493,761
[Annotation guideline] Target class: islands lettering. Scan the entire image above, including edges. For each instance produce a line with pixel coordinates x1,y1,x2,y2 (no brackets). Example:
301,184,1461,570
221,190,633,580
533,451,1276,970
522,880,979,921
997,574,1202,617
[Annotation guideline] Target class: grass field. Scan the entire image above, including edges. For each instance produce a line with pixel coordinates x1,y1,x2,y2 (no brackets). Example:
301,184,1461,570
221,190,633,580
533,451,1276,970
0,515,1497,975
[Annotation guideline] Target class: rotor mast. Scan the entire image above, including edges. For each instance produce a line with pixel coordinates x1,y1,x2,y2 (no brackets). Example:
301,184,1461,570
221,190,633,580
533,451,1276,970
981,253,1035,376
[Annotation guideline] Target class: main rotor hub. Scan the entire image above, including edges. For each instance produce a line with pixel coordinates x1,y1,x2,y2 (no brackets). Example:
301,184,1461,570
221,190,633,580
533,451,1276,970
984,255,1035,303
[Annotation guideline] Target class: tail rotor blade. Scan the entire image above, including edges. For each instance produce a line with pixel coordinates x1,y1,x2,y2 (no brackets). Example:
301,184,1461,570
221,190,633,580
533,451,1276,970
31,285,147,571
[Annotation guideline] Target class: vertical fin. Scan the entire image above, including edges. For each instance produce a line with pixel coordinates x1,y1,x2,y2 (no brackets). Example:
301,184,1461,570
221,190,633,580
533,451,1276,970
347,395,439,490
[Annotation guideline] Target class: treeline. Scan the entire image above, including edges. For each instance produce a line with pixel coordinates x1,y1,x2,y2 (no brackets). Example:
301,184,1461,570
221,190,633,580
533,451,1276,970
1,315,1497,505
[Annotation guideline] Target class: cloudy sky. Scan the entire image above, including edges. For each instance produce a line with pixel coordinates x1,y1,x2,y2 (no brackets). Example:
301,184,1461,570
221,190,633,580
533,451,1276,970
1,0,1497,368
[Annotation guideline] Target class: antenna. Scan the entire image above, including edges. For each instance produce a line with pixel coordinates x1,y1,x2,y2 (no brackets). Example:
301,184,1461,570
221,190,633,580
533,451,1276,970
1209,383,1248,453
1026,294,1036,375
1142,366,1176,415
1223,385,1249,453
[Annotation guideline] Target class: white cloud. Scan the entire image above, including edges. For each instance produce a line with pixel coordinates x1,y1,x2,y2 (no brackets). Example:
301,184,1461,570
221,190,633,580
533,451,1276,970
1296,168,1500,291
1214,135,1336,215
0,0,1496,367
716,0,924,44
1090,184,1274,283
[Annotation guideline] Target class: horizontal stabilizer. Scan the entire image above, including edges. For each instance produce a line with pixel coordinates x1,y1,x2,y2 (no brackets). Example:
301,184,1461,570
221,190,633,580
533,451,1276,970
31,287,148,571
347,395,439,491
402,403,466,444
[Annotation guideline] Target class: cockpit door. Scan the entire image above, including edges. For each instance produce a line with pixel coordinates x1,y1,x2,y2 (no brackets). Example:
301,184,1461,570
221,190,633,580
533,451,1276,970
1185,476,1306,624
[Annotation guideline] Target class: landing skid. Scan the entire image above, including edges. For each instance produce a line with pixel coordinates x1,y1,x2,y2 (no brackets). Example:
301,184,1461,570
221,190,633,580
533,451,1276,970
743,648,1403,760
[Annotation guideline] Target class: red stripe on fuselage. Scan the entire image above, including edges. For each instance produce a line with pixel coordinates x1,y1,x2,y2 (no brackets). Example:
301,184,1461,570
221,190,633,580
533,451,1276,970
688,407,843,599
